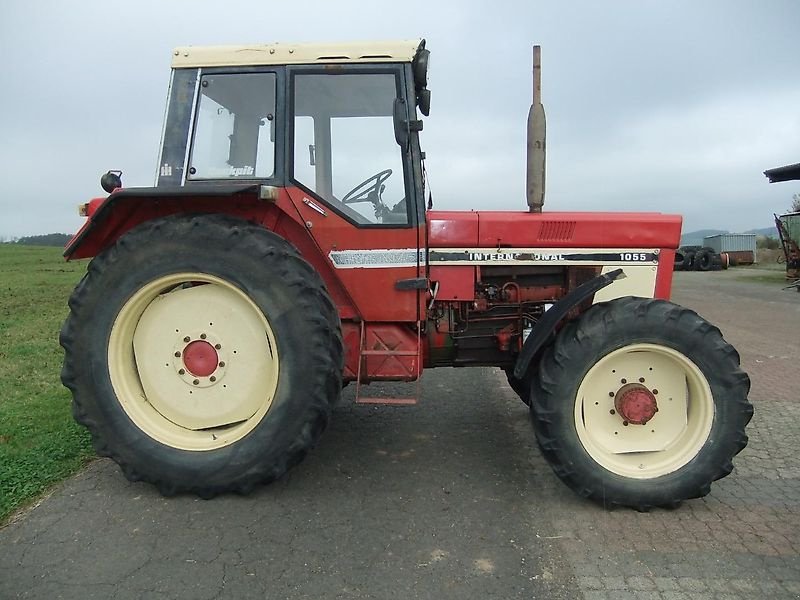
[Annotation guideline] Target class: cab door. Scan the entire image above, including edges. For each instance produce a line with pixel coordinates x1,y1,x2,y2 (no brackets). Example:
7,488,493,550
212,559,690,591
286,65,424,323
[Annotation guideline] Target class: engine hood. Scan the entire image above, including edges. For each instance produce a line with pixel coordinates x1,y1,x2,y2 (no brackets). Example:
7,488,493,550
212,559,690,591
427,210,682,249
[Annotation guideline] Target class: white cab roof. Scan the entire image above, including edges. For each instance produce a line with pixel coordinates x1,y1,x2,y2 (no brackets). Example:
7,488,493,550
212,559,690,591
171,39,422,68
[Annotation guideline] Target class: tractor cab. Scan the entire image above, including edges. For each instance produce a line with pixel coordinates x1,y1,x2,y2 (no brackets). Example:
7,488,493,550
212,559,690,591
156,40,431,228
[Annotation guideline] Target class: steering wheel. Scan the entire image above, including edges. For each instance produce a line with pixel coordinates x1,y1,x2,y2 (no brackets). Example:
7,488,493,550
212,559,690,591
342,169,393,205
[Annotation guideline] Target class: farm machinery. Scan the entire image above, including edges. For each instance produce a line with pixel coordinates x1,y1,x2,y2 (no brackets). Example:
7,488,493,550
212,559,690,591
61,40,752,509
765,162,800,289
774,214,800,284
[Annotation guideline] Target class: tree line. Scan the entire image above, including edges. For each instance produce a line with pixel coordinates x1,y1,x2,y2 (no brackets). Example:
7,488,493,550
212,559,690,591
0,233,72,246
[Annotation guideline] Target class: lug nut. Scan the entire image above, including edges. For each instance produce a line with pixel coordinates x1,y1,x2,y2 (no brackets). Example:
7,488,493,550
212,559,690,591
210,376,216,382
639,377,645,383
200,333,207,340
215,343,222,349
608,391,614,397
178,368,185,375
621,378,627,384
218,361,225,368
652,389,658,395
193,379,200,385
184,336,191,343
609,409,616,415
623,421,629,426
174,351,181,358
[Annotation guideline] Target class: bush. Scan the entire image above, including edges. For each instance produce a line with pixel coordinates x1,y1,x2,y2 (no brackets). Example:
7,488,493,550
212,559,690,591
757,235,780,250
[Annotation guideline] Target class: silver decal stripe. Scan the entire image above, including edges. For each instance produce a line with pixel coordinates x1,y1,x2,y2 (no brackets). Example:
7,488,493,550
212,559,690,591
329,248,424,269
328,247,660,269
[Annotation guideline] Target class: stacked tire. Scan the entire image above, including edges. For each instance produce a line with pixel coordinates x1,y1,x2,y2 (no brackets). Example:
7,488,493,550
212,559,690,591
674,246,725,271
693,247,715,271
674,245,700,271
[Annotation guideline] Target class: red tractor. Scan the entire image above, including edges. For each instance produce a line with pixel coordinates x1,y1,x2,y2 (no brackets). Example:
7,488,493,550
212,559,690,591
61,40,751,509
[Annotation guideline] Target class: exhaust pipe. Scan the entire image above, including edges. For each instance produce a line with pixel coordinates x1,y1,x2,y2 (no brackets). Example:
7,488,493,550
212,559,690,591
526,45,546,213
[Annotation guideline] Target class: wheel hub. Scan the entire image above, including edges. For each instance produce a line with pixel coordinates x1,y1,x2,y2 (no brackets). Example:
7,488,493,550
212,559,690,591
182,340,218,377
172,331,228,389
614,384,658,425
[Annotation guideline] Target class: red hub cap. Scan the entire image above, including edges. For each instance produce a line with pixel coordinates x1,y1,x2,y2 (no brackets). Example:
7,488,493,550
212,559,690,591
182,340,219,377
614,384,658,425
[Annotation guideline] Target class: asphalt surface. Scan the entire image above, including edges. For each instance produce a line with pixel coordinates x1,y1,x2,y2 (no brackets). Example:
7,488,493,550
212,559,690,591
1,268,799,599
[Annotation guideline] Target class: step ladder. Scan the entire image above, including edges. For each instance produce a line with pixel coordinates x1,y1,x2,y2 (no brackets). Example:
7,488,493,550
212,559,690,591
354,322,422,406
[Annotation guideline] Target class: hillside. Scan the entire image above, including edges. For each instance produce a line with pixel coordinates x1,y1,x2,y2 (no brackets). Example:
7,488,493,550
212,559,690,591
743,226,780,238
681,225,777,246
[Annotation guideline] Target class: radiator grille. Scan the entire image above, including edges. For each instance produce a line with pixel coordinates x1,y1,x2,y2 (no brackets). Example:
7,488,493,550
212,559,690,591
537,221,576,241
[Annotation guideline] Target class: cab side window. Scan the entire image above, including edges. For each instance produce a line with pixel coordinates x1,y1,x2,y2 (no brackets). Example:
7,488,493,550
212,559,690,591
292,73,409,225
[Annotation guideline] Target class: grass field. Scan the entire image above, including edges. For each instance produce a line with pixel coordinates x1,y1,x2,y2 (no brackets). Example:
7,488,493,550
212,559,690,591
733,265,792,286
0,245,93,524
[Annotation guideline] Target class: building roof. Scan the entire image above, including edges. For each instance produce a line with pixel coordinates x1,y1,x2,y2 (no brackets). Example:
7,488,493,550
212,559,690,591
171,39,422,68
764,162,800,183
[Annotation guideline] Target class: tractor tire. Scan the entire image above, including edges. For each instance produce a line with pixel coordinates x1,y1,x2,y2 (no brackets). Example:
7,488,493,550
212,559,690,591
694,248,714,271
681,250,696,271
673,251,685,271
504,368,531,406
530,297,752,510
60,214,343,497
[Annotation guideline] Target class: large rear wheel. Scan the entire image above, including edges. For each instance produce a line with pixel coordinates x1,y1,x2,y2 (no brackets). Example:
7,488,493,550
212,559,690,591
531,297,752,509
60,214,343,497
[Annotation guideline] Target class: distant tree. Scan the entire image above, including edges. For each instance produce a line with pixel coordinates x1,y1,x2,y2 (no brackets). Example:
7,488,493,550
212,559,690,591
15,233,72,247
789,193,800,213
756,235,780,250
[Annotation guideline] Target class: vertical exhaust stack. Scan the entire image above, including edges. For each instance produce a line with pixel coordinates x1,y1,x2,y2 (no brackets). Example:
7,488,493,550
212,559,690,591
526,45,546,212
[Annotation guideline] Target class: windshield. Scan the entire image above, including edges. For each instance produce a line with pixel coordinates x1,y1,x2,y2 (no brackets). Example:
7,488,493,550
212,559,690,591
188,73,276,180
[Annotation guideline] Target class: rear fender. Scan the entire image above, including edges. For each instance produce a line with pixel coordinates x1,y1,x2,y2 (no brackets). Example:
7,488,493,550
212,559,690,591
64,185,358,319
65,185,275,259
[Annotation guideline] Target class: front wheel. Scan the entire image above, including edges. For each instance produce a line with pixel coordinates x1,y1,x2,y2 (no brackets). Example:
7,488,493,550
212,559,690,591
531,297,752,510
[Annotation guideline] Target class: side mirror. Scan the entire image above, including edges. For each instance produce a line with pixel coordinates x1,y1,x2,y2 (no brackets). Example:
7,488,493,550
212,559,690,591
393,97,409,148
417,88,431,117
413,42,430,89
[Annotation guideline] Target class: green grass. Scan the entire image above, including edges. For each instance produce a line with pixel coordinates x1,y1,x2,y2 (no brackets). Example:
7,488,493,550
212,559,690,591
0,245,93,524
732,268,791,286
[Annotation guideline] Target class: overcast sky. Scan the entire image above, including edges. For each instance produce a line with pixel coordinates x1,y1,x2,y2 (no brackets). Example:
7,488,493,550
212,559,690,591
1,0,798,238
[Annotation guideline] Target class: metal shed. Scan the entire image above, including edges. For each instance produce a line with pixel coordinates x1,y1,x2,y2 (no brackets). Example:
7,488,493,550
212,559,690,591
703,234,757,263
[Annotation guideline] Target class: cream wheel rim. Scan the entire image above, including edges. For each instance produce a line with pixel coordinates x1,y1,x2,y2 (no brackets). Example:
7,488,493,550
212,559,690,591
574,343,714,479
108,273,279,451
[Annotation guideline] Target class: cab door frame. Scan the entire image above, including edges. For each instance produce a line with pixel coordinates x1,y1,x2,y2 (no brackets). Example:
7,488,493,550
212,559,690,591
284,62,426,323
